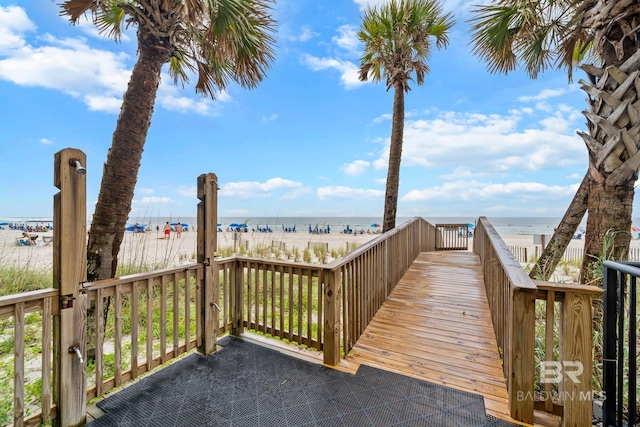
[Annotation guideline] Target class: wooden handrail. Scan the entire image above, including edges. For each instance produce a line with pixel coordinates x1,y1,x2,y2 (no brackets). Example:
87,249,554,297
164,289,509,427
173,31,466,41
0,288,59,426
533,280,602,424
473,216,537,424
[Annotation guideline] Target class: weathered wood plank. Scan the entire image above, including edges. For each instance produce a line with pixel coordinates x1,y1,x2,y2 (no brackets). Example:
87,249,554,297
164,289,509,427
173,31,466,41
346,251,520,424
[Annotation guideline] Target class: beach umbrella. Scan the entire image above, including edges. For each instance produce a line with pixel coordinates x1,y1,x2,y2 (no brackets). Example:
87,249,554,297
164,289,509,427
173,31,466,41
468,223,475,228
371,223,381,227
229,223,240,228
631,226,639,232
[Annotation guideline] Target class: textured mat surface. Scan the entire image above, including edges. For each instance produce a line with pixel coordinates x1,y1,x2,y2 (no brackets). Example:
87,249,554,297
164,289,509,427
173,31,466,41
88,337,519,426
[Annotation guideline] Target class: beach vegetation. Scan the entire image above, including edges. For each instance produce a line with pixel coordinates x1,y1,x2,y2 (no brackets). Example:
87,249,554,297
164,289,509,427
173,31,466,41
358,0,454,233
529,178,589,281
0,266,51,297
303,248,312,263
470,0,640,285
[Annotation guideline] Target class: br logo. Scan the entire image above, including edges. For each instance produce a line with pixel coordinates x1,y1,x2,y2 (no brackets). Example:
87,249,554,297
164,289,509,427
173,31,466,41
539,361,584,384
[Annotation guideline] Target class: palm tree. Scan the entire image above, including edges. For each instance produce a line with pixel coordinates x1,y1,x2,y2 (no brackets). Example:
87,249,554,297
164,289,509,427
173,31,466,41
470,0,640,284
530,172,589,280
358,0,454,232
59,0,276,281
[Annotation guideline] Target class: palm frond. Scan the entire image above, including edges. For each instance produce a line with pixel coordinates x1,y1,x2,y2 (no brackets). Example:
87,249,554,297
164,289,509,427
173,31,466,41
358,0,454,92
468,0,594,79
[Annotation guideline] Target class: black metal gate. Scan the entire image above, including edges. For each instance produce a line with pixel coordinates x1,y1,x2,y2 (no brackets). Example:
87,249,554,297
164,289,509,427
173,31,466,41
603,260,638,427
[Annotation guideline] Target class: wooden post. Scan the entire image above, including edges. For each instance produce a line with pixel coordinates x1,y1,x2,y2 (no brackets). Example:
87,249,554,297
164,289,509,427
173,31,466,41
52,148,87,427
323,268,341,365
197,173,218,355
231,259,244,336
560,293,593,426
509,288,535,424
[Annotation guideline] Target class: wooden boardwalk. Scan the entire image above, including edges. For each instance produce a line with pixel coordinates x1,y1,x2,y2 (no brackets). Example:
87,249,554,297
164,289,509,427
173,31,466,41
344,251,521,424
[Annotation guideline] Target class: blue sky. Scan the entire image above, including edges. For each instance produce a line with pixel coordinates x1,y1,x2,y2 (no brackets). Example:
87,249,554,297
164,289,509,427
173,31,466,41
0,0,603,220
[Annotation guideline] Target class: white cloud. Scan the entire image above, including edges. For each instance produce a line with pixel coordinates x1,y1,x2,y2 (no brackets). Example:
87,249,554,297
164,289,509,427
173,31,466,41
157,82,223,116
403,180,575,202
0,9,229,116
332,25,360,56
342,160,370,176
40,137,52,145
0,6,34,53
317,186,384,200
221,178,303,199
301,54,364,89
352,0,388,10
295,26,316,42
370,106,584,173
518,88,569,102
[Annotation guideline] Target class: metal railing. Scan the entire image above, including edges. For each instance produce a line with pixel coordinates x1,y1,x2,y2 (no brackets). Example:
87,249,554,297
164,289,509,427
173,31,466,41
603,260,639,427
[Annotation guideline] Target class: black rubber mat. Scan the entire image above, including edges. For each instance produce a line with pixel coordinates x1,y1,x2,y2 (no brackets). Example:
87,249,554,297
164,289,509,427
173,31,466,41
88,336,519,426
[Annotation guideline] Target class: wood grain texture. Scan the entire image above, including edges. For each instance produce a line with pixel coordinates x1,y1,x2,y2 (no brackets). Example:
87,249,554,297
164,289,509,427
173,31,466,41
346,251,522,424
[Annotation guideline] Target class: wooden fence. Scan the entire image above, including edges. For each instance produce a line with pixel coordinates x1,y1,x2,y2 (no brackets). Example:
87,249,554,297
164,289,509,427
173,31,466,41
0,289,58,426
509,244,640,263
213,217,436,364
5,148,604,426
533,280,602,426
474,216,602,425
81,265,204,401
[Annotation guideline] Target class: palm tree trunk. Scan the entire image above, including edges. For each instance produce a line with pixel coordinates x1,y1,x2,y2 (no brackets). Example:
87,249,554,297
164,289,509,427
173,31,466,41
87,49,166,280
580,178,634,284
86,29,172,358
577,50,640,284
382,85,405,233
530,172,589,280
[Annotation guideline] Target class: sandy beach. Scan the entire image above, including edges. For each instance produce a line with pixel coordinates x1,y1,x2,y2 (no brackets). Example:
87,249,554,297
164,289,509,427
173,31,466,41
2,227,639,273
0,228,378,272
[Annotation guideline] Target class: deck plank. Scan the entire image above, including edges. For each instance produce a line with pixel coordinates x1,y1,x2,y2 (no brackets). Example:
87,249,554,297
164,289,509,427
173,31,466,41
346,251,526,425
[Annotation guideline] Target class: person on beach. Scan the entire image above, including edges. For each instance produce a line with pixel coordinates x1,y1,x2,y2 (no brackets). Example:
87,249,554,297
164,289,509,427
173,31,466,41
163,222,171,239
175,222,182,238
21,232,39,245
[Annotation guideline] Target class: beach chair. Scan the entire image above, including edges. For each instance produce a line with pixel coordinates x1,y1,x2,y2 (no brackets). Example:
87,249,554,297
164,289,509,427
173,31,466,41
16,236,38,246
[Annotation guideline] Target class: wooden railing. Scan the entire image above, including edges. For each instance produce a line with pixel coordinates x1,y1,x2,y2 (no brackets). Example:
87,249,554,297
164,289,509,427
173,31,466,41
473,216,537,423
214,217,436,365
509,245,640,263
216,257,324,349
533,280,602,425
435,223,470,250
474,216,600,425
0,289,59,427
81,264,204,401
326,217,435,363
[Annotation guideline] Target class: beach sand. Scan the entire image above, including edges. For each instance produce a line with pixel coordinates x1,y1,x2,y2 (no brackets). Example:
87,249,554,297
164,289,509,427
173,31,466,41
2,227,639,274
0,228,378,272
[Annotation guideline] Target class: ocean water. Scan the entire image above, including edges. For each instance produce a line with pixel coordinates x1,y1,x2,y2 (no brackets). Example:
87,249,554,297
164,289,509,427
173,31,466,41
125,216,585,236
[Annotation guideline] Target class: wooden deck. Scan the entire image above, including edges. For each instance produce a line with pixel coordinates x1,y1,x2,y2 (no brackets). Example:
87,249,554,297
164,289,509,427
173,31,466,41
344,251,523,425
